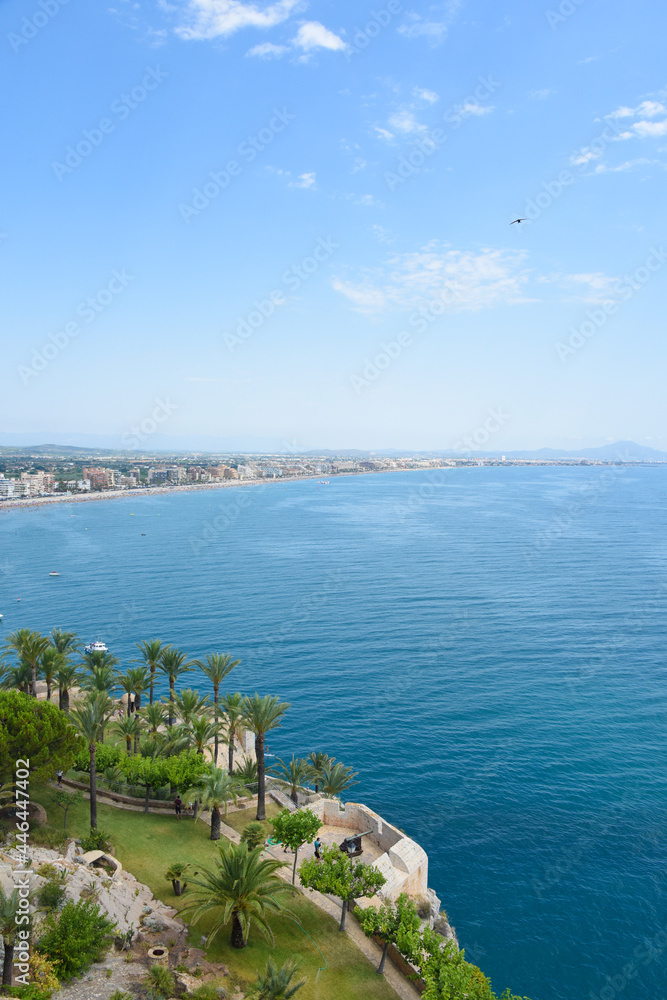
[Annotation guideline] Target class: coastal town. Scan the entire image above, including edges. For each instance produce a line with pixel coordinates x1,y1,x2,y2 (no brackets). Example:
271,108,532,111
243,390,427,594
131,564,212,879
0,448,655,501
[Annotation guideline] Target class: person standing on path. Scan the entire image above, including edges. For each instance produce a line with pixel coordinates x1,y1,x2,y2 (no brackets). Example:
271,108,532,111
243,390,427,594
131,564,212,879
174,795,183,819
314,836,322,860
56,770,63,787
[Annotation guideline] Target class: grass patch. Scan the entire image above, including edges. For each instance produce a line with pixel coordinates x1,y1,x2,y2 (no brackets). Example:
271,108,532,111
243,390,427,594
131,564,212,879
222,800,281,839
34,786,397,1000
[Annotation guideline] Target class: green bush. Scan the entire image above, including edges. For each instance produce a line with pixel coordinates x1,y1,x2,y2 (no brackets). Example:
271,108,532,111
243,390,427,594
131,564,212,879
4,954,59,1000
241,821,266,850
37,880,66,912
37,898,115,980
109,992,132,1000
80,828,113,852
145,963,176,998
189,984,228,1000
73,743,124,773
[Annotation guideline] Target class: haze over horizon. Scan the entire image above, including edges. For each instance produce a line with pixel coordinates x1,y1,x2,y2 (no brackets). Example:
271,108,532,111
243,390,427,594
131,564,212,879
2,0,666,451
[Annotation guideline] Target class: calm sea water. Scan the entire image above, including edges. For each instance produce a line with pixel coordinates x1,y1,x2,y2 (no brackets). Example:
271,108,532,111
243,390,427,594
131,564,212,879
2,466,667,1000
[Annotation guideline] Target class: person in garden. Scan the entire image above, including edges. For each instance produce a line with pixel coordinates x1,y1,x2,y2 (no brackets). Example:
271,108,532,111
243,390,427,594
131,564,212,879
174,795,183,819
314,836,322,860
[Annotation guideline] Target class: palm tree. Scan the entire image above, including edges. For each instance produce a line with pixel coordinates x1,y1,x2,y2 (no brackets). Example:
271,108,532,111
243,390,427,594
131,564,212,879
50,628,80,657
305,752,335,794
181,841,296,949
248,957,307,1000
195,653,240,765
111,714,142,754
56,660,80,713
188,767,239,840
174,688,211,726
140,701,167,735
0,662,32,696
165,862,190,897
182,715,224,758
241,694,290,821
0,885,21,986
319,761,359,799
4,628,50,698
221,692,244,775
80,663,117,695
125,666,149,712
69,692,115,829
84,649,119,671
271,756,309,805
40,647,63,703
117,672,136,717
135,638,168,705
159,648,194,726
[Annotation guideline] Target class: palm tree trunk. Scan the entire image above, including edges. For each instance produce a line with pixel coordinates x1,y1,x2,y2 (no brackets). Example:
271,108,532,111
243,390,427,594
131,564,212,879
2,941,14,985
213,686,219,767
135,692,142,712
126,737,132,753
228,738,234,776
90,744,98,830
231,912,245,949
62,687,70,713
210,806,221,841
255,733,266,821
169,680,174,726
292,846,299,884
377,941,389,974
31,661,37,698
46,679,51,702
59,686,63,711
339,898,348,932
149,667,154,705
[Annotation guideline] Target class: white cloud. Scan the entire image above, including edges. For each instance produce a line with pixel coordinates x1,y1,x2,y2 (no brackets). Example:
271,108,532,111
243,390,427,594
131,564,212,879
175,0,300,40
539,271,620,303
458,101,493,118
594,158,656,174
290,171,317,188
246,40,289,57
632,119,667,137
413,87,439,104
387,109,427,134
529,89,553,100
332,244,534,317
293,21,346,52
374,126,394,141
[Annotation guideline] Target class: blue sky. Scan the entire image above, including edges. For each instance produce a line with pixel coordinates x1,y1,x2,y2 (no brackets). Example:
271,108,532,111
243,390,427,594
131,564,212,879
1,0,666,451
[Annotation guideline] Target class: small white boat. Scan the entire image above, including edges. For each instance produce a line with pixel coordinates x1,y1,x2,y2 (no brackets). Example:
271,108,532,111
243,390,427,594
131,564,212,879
84,641,108,654
49,571,60,577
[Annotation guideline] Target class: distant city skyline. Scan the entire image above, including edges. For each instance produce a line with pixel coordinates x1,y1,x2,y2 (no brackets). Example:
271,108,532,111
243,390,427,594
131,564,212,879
2,0,666,450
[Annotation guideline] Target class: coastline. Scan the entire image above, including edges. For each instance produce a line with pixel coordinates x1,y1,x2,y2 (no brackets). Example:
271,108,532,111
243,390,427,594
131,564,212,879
0,473,360,512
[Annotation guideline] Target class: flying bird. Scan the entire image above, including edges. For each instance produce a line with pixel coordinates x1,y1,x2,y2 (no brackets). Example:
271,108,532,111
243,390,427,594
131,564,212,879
510,218,528,225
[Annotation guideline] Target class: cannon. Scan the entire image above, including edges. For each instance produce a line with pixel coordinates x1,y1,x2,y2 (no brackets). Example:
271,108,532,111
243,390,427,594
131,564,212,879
339,830,373,859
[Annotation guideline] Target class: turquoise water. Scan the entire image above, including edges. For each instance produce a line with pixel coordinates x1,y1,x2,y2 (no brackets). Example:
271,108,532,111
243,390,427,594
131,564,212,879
2,466,667,1000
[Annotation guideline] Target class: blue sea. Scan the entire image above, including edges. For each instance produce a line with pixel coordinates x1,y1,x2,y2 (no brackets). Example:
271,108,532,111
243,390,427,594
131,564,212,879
2,466,667,1000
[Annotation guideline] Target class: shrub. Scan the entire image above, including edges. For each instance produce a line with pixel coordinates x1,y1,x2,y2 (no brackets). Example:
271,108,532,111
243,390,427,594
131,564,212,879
109,992,132,1000
37,898,115,980
241,821,266,850
80,828,113,852
145,963,176,998
4,954,59,1000
189,984,229,1000
74,743,124,773
36,864,59,880
37,880,66,912
26,826,65,851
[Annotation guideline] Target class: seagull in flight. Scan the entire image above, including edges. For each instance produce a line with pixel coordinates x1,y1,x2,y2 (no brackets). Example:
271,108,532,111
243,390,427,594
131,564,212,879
510,218,528,225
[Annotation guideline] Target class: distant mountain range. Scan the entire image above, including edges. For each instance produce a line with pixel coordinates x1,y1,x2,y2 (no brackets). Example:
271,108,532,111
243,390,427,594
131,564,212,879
0,436,665,462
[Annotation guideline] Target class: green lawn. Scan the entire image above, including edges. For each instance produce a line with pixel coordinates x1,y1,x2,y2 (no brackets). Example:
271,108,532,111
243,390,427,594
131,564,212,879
35,785,398,1000
222,800,282,838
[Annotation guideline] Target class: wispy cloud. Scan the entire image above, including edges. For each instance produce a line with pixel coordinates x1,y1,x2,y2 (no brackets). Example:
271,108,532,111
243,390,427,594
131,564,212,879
332,243,534,317
398,0,461,45
538,271,620,303
290,171,317,188
571,91,667,172
174,0,301,40
413,86,440,104
246,40,289,57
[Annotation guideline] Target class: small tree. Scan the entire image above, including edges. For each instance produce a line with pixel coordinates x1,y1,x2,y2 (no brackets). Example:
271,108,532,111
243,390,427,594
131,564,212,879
270,756,309,805
53,790,83,836
37,898,115,980
355,892,421,974
241,821,266,851
299,844,386,931
165,862,190,897
271,808,322,884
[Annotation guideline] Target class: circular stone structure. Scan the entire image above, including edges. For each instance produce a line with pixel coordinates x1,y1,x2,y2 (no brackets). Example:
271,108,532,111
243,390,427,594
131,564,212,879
147,946,169,966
